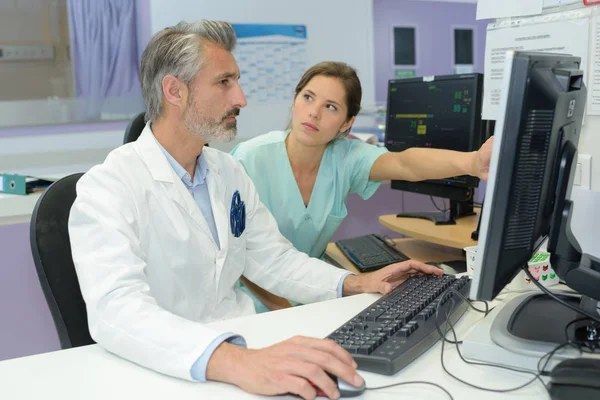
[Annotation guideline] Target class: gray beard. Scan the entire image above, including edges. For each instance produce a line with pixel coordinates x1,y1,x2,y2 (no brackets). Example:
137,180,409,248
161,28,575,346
183,113,237,142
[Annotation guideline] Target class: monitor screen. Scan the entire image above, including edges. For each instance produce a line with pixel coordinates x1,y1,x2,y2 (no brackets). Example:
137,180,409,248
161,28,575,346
470,51,587,301
384,74,484,224
385,74,483,154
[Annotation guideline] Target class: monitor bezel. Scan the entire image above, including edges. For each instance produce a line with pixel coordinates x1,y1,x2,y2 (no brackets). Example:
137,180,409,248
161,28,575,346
470,51,586,301
384,73,485,196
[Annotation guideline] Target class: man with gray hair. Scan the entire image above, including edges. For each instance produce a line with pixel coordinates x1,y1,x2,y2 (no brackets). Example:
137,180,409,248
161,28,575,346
68,20,440,399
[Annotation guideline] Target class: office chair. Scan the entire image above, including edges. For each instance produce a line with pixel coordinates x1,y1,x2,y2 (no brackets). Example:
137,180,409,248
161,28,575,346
30,173,94,349
122,111,209,147
123,111,146,144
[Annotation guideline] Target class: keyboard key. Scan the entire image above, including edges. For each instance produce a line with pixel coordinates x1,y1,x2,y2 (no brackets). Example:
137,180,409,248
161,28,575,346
354,322,369,330
377,313,397,322
406,321,419,333
397,327,412,337
382,327,395,336
414,312,428,320
342,345,359,354
366,310,385,321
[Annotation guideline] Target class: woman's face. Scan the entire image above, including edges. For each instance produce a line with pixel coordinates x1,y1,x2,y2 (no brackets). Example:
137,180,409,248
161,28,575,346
290,75,355,147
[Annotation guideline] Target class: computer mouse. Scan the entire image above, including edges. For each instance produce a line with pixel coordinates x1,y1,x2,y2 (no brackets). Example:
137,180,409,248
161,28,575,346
336,376,366,397
549,358,600,400
311,373,366,398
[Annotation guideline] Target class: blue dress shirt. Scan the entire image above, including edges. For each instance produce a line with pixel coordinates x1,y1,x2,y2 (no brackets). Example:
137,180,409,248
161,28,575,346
158,143,220,249
157,140,351,381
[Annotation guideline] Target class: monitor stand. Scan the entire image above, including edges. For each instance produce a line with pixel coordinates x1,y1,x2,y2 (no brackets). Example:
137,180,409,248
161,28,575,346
396,199,475,225
462,290,599,372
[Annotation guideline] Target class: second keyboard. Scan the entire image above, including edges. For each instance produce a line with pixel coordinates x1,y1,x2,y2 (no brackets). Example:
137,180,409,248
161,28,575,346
335,234,409,272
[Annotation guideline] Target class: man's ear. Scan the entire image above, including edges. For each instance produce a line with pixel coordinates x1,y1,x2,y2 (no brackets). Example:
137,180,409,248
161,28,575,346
162,75,187,109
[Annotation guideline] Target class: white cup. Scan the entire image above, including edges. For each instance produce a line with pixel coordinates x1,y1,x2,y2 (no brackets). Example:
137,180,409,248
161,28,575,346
463,247,558,291
464,245,478,277
506,252,559,291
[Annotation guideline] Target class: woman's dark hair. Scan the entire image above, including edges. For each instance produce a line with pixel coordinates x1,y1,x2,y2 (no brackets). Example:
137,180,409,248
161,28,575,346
292,61,362,138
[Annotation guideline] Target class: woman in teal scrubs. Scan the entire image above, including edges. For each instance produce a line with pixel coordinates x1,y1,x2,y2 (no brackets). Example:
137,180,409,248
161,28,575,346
231,61,493,312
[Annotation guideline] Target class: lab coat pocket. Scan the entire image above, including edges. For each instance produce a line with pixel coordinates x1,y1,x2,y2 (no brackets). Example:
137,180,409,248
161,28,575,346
222,227,247,289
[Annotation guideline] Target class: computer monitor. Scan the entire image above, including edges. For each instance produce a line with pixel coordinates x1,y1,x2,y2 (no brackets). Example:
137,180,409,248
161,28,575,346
384,74,485,225
469,51,600,359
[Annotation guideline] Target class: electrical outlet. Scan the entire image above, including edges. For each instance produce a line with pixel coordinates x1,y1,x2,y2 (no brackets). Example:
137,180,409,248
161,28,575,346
574,154,591,189
0,45,55,61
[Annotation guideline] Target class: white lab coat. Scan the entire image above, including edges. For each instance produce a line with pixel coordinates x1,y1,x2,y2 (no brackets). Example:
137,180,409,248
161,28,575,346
68,125,349,381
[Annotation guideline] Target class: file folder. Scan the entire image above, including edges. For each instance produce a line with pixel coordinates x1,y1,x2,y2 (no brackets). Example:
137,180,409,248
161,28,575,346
0,173,53,195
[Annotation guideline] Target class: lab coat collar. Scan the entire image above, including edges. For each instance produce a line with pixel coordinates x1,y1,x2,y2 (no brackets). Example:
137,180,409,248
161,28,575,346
136,123,221,182
135,123,226,252
135,123,176,183
155,139,209,187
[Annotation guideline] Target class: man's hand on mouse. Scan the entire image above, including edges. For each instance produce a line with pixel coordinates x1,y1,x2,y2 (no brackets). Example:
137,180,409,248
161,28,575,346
342,259,444,296
206,335,363,399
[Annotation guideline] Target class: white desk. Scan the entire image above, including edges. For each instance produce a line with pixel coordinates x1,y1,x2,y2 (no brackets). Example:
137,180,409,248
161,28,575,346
0,293,550,400
0,163,96,225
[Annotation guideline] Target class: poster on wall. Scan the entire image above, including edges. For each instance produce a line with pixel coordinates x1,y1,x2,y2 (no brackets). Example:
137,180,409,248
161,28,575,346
232,24,308,104
476,0,543,20
482,9,591,120
585,12,600,115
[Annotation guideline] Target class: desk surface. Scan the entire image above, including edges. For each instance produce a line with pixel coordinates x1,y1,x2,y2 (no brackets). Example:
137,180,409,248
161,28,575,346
0,293,549,400
326,238,465,275
379,209,480,250
0,163,95,225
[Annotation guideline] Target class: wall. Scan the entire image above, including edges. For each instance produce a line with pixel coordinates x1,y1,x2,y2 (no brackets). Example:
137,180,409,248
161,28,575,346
0,224,60,360
0,0,73,102
480,4,600,258
0,0,148,130
558,6,600,258
149,0,376,138
355,0,488,226
373,0,489,103
0,0,378,362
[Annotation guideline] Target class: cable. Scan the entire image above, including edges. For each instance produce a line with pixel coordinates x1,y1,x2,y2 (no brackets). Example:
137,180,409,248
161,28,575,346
430,196,449,212
563,317,600,353
437,293,559,394
369,281,600,397
440,294,600,395
523,266,600,324
434,289,489,345
443,297,547,383
367,380,454,400
443,300,548,392
536,341,581,377
365,288,484,399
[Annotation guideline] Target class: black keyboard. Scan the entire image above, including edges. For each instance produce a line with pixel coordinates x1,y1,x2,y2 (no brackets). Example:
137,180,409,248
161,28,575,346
326,274,470,375
335,234,409,272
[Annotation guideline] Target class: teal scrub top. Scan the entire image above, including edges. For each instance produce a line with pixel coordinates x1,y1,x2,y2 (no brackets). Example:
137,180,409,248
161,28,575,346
231,130,388,258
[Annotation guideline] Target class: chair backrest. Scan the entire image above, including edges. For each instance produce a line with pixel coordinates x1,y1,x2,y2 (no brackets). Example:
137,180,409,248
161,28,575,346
30,173,94,349
123,112,146,144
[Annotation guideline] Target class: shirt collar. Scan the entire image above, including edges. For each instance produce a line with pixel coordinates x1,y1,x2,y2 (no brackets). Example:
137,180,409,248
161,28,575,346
155,138,209,187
